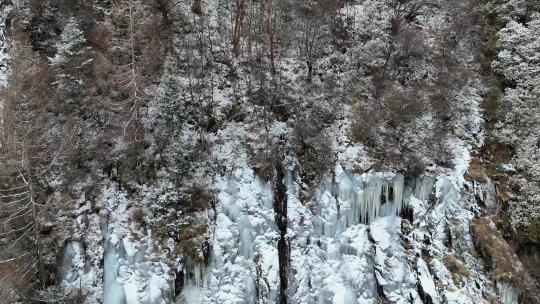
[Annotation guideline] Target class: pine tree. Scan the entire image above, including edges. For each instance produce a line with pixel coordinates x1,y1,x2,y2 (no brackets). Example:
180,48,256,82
158,56,184,136
157,56,192,178
50,17,91,95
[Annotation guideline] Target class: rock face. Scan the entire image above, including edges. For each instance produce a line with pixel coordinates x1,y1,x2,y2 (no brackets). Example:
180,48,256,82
1,0,537,303
55,168,527,302
54,148,529,304
191,164,495,304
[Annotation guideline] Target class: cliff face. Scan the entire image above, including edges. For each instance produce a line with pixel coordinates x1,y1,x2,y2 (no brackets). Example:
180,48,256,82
0,0,538,303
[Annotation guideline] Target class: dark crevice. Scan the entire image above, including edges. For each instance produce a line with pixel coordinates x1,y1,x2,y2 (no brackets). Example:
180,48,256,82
274,161,289,304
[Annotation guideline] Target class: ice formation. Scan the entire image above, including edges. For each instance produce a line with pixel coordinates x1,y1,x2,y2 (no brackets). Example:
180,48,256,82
202,167,280,304
55,163,513,304
197,164,458,304
316,170,422,237
103,239,125,304
59,184,175,304
497,282,520,304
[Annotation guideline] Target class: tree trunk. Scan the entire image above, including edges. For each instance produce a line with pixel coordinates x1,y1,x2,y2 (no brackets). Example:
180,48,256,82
22,143,46,285
267,0,276,74
232,0,246,57
192,0,202,15
307,60,313,83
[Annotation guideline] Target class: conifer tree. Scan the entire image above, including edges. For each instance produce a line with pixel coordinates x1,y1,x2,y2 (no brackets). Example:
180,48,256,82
50,17,90,96
157,56,192,178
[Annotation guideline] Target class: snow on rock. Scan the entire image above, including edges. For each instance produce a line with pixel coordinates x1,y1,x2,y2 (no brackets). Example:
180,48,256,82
60,182,174,304
0,5,10,145
202,167,280,304
192,149,501,304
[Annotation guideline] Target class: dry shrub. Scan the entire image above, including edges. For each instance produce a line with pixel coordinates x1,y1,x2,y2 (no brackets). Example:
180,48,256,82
192,0,203,15
28,0,42,10
466,156,486,181
92,52,111,94
443,255,470,284
466,138,513,182
482,87,502,127
369,67,393,99
384,87,425,129
472,216,522,283
480,139,512,167
180,224,207,242
154,227,169,244
130,208,144,224
178,224,208,263
89,24,111,51
349,100,381,146
181,187,212,212
393,24,427,62
247,136,279,182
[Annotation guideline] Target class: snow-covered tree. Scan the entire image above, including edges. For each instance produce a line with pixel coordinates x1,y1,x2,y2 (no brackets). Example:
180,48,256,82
158,56,184,135
50,17,91,95
491,11,540,229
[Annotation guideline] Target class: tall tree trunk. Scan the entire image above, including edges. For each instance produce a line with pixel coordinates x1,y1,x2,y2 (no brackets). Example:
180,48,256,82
232,0,246,57
267,0,276,74
22,143,45,285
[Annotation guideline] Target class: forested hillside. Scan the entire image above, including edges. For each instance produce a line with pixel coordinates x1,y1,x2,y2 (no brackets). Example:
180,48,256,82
0,0,539,303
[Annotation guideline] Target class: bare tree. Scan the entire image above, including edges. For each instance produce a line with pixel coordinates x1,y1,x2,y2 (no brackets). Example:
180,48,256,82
0,163,40,290
109,0,164,138
295,0,340,82
0,25,58,289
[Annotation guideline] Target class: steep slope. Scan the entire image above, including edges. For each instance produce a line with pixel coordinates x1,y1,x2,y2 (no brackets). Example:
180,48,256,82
0,0,538,303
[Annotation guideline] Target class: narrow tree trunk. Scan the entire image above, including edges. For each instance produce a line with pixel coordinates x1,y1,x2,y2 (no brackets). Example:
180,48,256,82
307,60,313,83
232,0,246,57
267,0,276,75
192,0,202,15
22,143,45,285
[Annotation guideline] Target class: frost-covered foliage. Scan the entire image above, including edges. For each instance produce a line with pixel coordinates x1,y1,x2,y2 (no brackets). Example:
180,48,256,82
50,16,91,94
342,0,483,172
487,1,540,229
50,17,86,65
0,0,535,303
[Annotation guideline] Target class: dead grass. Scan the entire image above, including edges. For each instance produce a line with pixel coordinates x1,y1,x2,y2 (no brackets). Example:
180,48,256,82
466,156,486,181
178,224,208,263
472,216,523,283
0,261,32,291
130,208,144,224
442,255,470,284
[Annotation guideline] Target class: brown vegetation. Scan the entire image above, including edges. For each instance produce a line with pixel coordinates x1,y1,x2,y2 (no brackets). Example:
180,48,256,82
472,216,521,283
442,255,470,284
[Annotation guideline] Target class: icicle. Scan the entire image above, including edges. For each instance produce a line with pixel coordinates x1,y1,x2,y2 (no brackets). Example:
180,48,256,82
497,282,520,304
321,171,417,230
338,173,354,202
183,258,204,288
193,263,203,287
177,261,202,304
414,176,435,202
364,174,383,223
238,215,254,258
393,174,405,215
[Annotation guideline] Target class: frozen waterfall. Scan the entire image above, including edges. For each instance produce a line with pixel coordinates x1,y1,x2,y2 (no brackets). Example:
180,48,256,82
317,171,432,237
